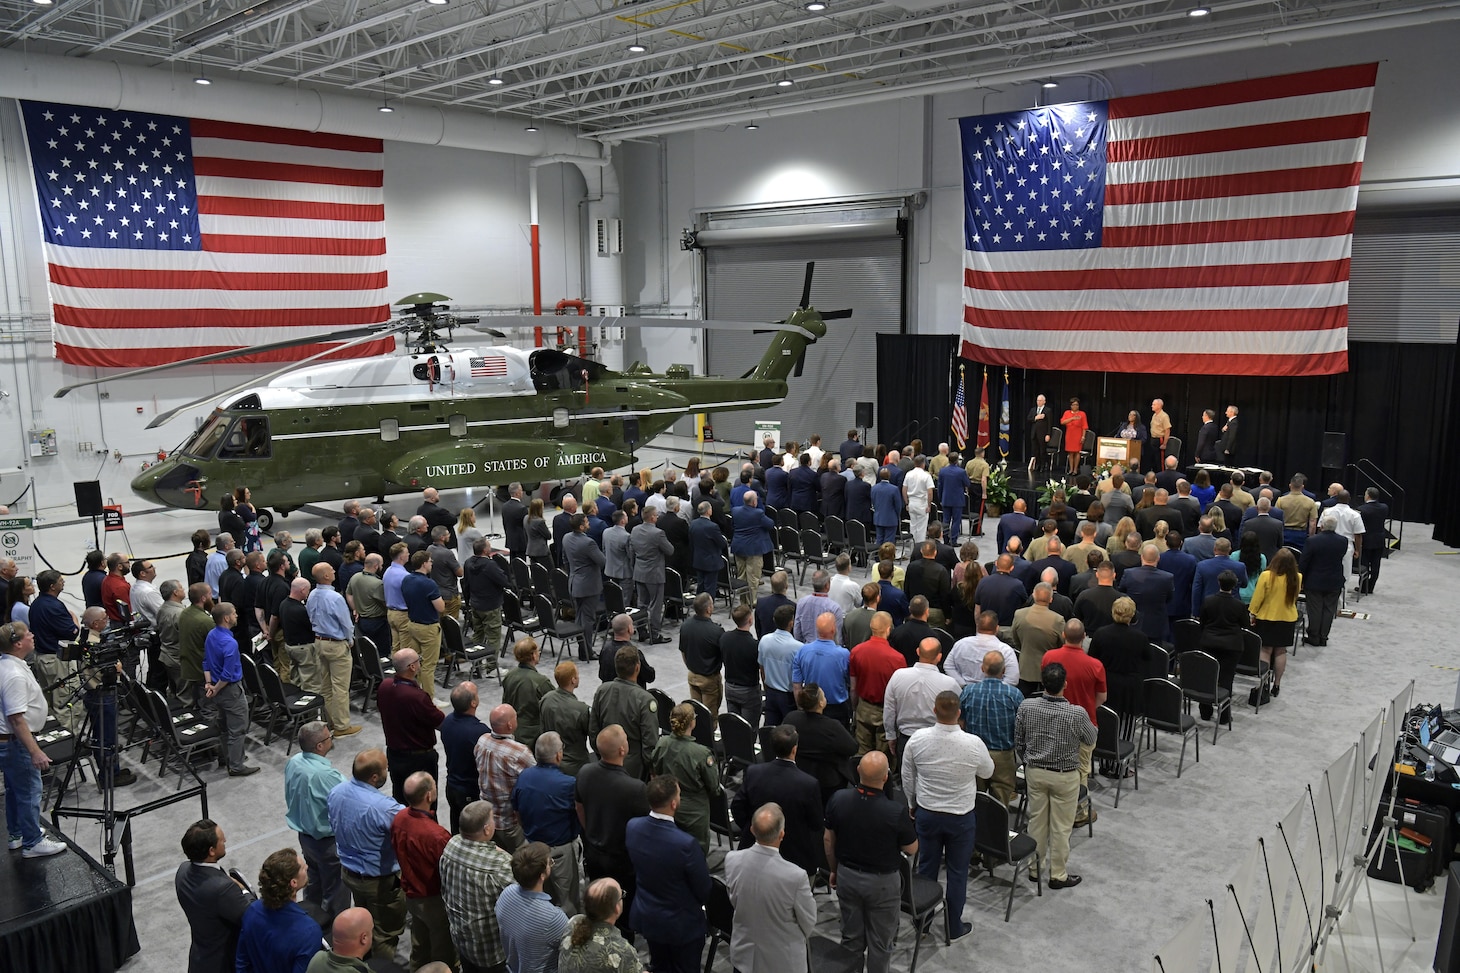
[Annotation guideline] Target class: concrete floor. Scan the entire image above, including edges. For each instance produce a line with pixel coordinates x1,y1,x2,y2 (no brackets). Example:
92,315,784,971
9,475,1458,973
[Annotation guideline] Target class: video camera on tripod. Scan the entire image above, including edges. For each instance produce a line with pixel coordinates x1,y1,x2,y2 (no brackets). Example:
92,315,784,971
60,614,150,688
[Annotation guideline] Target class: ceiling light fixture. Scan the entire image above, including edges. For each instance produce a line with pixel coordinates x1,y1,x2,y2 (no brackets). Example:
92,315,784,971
745,122,760,130
1042,79,1058,88
805,1,827,10
524,123,539,132
193,66,211,85
776,76,794,88
628,40,646,53
32,0,54,6
487,75,504,86
1188,5,1211,15
426,0,448,5
378,102,394,113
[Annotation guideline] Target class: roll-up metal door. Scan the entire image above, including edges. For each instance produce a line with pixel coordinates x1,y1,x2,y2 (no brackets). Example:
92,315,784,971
704,233,905,446
1349,212,1460,343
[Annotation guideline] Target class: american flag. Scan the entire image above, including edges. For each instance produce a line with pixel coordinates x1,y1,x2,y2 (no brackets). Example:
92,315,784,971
959,64,1377,377
469,355,508,378
20,101,393,367
950,366,968,449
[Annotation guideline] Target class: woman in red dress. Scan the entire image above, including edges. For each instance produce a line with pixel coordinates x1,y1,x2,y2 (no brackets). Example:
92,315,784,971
1060,397,1089,476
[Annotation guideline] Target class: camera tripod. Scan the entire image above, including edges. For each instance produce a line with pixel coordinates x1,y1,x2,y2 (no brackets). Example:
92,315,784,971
48,668,208,885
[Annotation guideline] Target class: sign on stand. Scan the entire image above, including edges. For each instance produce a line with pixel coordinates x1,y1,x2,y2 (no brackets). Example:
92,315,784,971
0,516,36,576
754,420,782,452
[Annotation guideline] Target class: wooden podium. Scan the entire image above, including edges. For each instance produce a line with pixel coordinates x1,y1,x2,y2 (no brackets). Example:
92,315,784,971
1096,437,1141,466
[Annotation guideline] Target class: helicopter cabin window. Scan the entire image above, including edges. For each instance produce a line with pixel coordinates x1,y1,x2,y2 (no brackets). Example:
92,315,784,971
183,416,228,459
216,417,271,459
448,414,468,437
529,349,604,394
380,419,400,443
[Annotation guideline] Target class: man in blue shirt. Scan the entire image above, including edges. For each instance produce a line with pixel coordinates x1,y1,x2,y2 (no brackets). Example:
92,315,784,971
792,612,852,725
206,533,235,598
496,842,570,973
284,721,349,919
758,604,801,727
793,571,844,643
28,570,81,732
234,848,323,973
1191,537,1248,610
730,492,775,608
400,551,445,692
306,562,361,736
382,542,411,655
440,682,489,834
511,731,583,914
203,602,259,776
958,651,1024,806
328,748,407,961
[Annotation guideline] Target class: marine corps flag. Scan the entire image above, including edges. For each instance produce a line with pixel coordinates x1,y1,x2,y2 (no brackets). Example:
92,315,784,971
976,368,990,448
998,368,1010,460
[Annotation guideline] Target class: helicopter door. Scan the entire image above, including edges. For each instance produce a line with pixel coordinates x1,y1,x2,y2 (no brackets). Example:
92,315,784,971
216,417,271,459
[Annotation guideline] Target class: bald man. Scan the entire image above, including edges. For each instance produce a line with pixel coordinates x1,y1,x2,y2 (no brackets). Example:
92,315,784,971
882,638,958,759
576,725,650,942
279,576,321,695
473,704,532,853
824,752,918,973
376,648,444,806
791,611,853,726
327,750,406,960
308,906,373,971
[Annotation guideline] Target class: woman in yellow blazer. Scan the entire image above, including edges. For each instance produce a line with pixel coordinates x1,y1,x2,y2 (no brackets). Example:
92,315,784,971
1249,547,1302,697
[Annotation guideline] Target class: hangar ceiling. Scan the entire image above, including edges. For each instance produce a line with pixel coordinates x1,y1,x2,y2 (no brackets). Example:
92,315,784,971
1,0,1455,139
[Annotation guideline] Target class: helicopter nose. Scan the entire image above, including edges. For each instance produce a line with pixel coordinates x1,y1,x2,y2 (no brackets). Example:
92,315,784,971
134,461,208,509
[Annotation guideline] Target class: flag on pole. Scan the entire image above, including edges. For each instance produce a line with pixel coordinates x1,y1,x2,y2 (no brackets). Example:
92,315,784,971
958,64,1377,377
998,368,1010,460
976,367,990,448
951,364,968,450
20,100,392,367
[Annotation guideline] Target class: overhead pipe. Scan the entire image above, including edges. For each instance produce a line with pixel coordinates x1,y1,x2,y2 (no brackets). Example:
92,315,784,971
0,48,597,158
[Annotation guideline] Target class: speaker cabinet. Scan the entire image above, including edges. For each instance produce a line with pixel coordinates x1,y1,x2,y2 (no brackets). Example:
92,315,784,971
74,481,104,518
855,402,874,428
1321,432,1346,469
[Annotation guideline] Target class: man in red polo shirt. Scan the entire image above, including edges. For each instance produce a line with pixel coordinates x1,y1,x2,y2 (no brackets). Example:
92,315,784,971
377,648,444,807
1041,619,1107,826
101,552,133,625
390,771,456,970
848,611,906,758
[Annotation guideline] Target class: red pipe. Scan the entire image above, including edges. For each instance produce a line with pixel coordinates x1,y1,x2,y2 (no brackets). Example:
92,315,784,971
555,299,588,353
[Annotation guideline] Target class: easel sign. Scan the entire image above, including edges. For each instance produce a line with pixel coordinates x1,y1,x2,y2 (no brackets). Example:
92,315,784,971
754,420,782,452
102,505,125,532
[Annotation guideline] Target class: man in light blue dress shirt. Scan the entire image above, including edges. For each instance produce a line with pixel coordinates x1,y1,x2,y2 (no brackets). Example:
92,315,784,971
285,720,349,918
328,748,407,960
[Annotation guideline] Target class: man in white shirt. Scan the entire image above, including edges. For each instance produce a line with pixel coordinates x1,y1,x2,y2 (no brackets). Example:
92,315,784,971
944,611,1018,687
129,560,165,626
902,457,935,551
883,638,958,757
0,622,66,857
1327,490,1366,570
901,690,993,941
827,554,862,614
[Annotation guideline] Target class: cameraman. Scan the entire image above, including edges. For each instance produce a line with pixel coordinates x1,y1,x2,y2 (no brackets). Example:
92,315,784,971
78,607,136,788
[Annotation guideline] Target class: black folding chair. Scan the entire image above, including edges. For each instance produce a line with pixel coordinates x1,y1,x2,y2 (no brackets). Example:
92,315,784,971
510,557,534,595
973,791,1040,921
798,529,835,583
443,614,497,685
798,510,821,533
1234,628,1271,711
533,592,583,661
718,712,756,782
256,661,324,753
1172,618,1202,657
1177,650,1231,744
688,698,717,747
1092,703,1138,807
899,853,948,973
824,515,847,555
650,688,675,736
502,589,544,649
1142,677,1200,776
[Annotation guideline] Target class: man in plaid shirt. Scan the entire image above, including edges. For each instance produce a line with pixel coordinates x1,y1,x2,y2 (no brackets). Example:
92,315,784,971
1014,661,1096,890
439,800,515,973
474,704,533,853
958,651,1023,805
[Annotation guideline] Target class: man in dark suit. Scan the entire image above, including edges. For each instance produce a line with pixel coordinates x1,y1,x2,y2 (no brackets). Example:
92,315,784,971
759,434,779,472
788,453,821,514
578,726,651,942
820,459,847,521
1196,570,1249,722
337,501,361,550
973,555,1029,627
417,487,457,548
1029,538,1076,596
627,776,712,973
1299,514,1348,647
552,496,578,567
176,819,255,973
784,684,858,806
1357,487,1390,594
501,483,528,561
903,542,953,626
1241,498,1285,564
732,724,824,873
754,572,795,640
563,513,605,663
1117,542,1176,644
1191,538,1247,608
661,499,692,579
1217,405,1240,464
688,502,729,596
839,431,863,466
1193,409,1220,464
888,595,938,666
1157,533,1199,628
845,472,874,528
996,499,1038,556
630,507,674,644
910,522,958,572
1135,490,1186,541
1153,456,1183,496
1027,394,1053,475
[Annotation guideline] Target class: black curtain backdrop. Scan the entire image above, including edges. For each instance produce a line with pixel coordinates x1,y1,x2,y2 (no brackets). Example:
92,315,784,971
1435,321,1460,547
956,340,1455,525
877,333,957,451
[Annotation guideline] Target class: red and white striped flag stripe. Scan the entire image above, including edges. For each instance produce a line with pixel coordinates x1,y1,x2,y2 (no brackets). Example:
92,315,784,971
960,64,1377,377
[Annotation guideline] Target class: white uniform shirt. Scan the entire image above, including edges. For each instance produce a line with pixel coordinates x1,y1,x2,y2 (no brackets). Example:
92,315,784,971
904,468,934,510
1330,505,1365,565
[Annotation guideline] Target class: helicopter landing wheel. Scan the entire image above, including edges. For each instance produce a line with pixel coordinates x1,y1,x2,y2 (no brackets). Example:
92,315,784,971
256,508,275,532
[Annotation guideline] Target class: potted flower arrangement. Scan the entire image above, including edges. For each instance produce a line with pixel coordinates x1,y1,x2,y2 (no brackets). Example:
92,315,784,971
984,462,1017,518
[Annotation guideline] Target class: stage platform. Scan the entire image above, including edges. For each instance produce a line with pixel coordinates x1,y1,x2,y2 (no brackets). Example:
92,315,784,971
0,833,139,973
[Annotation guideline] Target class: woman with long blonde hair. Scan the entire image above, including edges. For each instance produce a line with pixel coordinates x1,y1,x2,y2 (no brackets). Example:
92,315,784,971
1249,547,1302,696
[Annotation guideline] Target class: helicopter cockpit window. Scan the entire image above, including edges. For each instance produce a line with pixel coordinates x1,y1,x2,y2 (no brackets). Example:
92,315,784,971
216,417,271,459
183,416,227,459
529,349,604,394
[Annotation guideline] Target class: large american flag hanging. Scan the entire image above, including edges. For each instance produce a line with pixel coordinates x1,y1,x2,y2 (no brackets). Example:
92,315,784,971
20,101,394,367
959,64,1377,377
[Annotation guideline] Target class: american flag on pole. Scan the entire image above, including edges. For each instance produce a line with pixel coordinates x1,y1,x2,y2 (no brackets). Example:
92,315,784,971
20,101,393,367
950,365,968,449
959,64,1377,377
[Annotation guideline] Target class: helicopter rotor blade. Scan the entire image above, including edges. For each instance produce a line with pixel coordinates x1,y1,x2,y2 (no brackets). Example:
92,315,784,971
460,315,819,340
799,261,815,310
820,308,854,320
53,322,403,399
144,326,403,430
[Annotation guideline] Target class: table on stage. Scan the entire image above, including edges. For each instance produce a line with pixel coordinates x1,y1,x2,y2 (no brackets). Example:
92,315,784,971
1186,463,1271,487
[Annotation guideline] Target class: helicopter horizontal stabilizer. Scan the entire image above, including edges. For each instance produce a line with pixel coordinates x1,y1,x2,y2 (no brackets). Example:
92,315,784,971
463,315,820,341
385,438,636,491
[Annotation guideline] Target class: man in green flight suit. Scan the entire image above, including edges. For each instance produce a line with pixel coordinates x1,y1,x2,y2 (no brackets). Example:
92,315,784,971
589,640,660,780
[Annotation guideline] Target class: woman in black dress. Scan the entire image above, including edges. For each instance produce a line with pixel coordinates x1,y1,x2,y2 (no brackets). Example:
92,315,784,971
218,494,247,547
1088,596,1152,771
